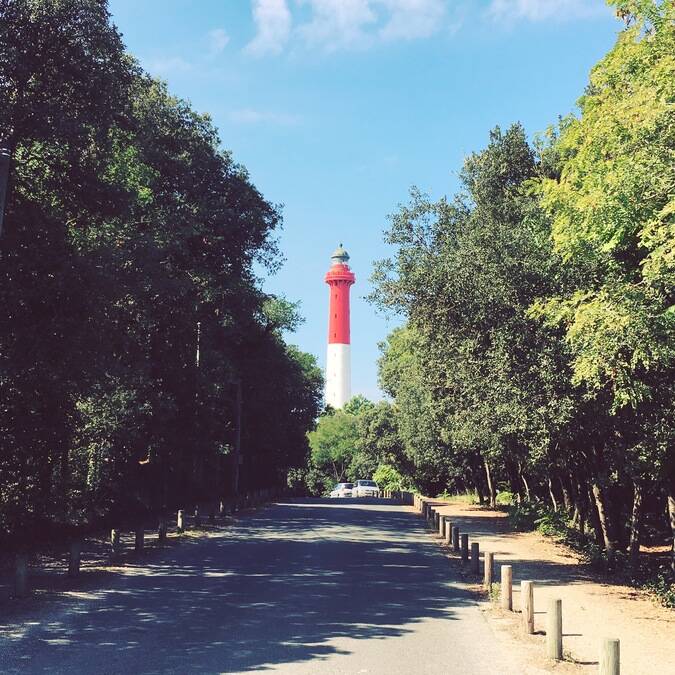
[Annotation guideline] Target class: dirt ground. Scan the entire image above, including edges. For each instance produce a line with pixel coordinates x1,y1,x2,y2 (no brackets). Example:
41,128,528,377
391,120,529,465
423,499,675,675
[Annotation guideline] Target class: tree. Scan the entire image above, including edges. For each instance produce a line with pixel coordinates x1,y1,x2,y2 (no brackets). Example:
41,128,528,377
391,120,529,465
308,410,360,487
536,0,675,565
0,0,322,545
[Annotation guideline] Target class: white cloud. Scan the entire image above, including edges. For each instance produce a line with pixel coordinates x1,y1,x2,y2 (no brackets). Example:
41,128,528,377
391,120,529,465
245,0,448,55
229,108,302,125
297,0,377,50
298,0,446,50
207,28,230,55
487,0,607,22
245,0,292,56
379,0,446,41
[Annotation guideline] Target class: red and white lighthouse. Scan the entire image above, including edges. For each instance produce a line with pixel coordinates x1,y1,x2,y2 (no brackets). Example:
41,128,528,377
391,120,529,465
325,245,356,409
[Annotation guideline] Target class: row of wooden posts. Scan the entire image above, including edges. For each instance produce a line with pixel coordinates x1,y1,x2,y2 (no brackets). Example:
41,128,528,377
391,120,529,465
11,487,283,600
381,490,414,503
413,495,621,675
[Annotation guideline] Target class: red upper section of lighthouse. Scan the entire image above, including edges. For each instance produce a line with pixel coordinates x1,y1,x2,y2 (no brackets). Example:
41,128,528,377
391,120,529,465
325,252,355,345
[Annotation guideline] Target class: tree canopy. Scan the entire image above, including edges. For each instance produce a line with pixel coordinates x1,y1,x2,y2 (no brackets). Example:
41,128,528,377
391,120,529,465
0,0,323,545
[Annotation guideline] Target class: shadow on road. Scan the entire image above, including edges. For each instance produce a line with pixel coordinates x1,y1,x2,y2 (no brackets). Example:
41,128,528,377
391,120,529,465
1,499,477,673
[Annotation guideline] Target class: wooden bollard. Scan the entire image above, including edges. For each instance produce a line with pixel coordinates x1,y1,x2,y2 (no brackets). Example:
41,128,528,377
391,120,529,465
501,565,513,610
484,551,494,589
68,541,81,578
547,598,563,660
461,533,469,563
599,638,620,675
438,515,445,537
194,505,201,527
15,553,28,598
521,581,534,634
452,526,460,552
444,519,452,544
470,542,480,574
110,529,121,558
134,528,144,552
158,518,167,544
177,509,185,531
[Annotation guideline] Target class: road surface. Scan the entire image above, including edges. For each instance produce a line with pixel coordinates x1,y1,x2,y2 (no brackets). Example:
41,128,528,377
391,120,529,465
1,499,526,674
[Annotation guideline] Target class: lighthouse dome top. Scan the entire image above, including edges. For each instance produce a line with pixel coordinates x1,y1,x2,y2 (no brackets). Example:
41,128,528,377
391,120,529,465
331,244,350,264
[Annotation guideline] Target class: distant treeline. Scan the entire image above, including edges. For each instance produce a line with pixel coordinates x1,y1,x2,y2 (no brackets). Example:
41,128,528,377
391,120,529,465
0,0,323,546
367,1,674,573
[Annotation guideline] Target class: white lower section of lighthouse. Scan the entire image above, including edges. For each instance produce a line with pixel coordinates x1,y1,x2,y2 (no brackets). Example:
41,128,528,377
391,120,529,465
325,343,351,409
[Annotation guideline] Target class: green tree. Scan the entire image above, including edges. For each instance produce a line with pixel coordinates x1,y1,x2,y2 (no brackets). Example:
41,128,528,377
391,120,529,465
535,0,675,564
307,410,360,487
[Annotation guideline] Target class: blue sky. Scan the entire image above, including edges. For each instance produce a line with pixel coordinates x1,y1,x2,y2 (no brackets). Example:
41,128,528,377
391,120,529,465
108,0,620,401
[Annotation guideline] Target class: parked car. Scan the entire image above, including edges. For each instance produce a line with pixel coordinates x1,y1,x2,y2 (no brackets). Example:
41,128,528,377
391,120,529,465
329,482,354,498
352,480,380,498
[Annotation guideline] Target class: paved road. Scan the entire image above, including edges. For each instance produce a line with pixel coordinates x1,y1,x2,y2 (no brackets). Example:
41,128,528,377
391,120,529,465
1,500,525,674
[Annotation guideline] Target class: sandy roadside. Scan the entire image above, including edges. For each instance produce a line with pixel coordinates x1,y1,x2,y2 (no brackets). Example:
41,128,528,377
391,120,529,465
420,499,675,675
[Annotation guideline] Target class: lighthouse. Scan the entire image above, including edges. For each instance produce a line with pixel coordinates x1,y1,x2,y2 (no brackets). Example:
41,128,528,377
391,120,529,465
325,245,356,409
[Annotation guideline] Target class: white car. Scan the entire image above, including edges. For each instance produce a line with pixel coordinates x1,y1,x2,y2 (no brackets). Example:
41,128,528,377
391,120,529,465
329,482,354,498
352,480,380,498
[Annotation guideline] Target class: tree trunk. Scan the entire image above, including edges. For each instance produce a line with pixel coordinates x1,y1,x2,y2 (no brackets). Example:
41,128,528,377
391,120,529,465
233,378,242,496
591,480,616,564
484,459,496,509
587,484,604,545
668,494,675,574
518,462,531,501
560,477,571,511
628,481,644,569
548,477,558,512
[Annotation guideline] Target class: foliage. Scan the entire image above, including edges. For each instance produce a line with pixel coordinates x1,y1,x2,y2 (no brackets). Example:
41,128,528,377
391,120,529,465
369,5,675,581
495,490,516,507
0,0,323,546
372,464,409,492
307,409,360,486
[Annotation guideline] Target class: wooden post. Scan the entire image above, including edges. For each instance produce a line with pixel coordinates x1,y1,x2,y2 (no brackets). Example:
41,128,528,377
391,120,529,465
219,500,226,517
111,529,121,559
158,518,167,544
14,554,28,598
471,542,480,574
438,515,445,537
177,509,185,531
68,541,81,578
501,565,513,610
452,526,460,552
547,598,563,660
521,580,534,634
461,533,469,563
444,519,452,544
599,638,620,675
484,551,494,589
134,527,144,552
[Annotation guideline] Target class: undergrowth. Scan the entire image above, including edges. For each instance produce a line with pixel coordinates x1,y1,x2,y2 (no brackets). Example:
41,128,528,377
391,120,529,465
508,501,675,609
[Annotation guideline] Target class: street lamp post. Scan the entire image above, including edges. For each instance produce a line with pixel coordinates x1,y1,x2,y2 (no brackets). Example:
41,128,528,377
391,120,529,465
0,147,11,236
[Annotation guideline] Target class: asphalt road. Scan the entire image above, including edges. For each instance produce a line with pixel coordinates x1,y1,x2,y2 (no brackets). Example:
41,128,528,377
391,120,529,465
1,499,525,674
